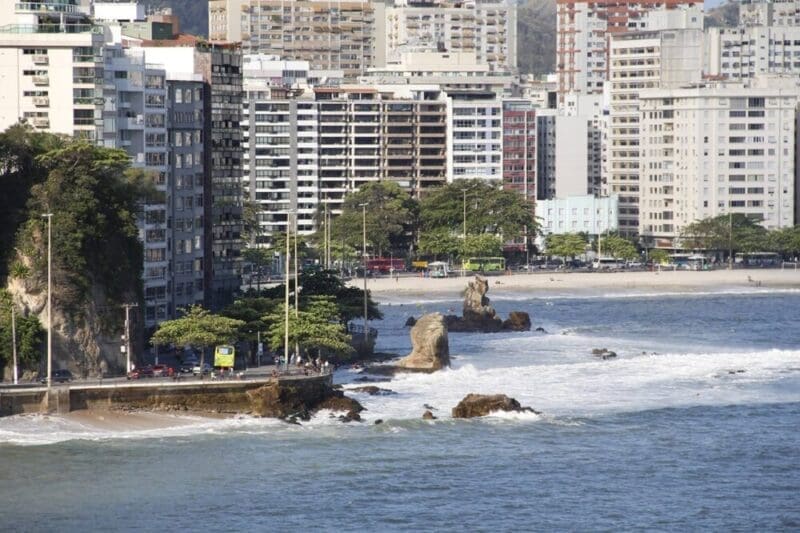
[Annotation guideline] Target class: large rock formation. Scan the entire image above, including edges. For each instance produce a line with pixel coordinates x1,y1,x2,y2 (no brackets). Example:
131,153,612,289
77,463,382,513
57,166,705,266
451,393,540,418
445,276,532,333
246,379,363,421
396,312,450,371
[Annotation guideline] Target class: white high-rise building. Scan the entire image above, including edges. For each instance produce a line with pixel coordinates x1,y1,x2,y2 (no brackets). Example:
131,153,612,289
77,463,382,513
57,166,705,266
0,1,104,139
606,26,704,237
705,26,800,82
639,78,800,248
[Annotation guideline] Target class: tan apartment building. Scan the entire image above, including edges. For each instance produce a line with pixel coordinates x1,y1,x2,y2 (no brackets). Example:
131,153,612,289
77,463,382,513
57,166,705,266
209,0,374,79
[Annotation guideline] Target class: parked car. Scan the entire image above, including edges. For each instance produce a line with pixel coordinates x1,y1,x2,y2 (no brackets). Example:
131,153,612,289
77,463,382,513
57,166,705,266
179,362,195,374
39,369,73,384
127,365,154,380
151,364,174,378
192,363,212,376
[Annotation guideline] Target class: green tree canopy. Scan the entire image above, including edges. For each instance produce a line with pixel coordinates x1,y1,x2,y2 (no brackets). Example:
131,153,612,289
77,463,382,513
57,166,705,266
460,233,504,258
545,233,587,262
601,235,638,260
418,229,461,260
18,141,150,320
649,249,670,265
331,181,418,257
681,214,769,256
768,226,800,258
151,306,244,373
265,296,354,359
419,179,537,242
0,289,44,372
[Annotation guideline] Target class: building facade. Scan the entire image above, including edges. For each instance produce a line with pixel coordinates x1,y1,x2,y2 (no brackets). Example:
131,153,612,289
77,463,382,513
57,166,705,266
537,194,619,238
555,0,700,102
209,0,374,80
606,27,703,237
374,0,517,75
0,1,104,139
639,81,799,248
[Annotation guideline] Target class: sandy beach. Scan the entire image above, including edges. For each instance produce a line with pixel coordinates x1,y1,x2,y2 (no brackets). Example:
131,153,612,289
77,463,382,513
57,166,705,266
359,268,800,298
63,409,206,431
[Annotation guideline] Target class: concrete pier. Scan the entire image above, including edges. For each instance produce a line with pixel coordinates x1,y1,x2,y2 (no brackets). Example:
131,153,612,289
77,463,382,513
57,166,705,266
0,372,333,418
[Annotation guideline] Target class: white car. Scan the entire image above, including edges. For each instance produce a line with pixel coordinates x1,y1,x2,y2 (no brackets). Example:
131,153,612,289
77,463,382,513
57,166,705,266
192,363,212,376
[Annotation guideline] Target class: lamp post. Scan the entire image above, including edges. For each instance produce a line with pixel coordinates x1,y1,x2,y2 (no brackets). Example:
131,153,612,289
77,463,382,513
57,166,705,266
284,210,294,372
728,211,733,270
360,202,369,341
11,304,18,385
41,213,52,389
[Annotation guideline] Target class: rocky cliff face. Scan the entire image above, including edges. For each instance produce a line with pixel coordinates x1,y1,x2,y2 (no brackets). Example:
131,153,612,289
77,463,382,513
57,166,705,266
7,255,127,378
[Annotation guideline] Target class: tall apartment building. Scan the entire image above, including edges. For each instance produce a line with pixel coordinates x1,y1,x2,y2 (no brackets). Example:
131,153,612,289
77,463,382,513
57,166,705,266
242,78,449,243
639,79,800,248
705,26,800,81
449,90,503,182
137,38,244,310
99,44,174,326
738,0,800,26
0,1,104,139
208,0,374,79
606,27,703,237
502,99,537,203
373,0,517,75
555,0,700,102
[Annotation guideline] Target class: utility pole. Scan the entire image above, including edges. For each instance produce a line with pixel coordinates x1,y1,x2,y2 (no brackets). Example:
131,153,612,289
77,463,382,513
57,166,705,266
41,213,52,390
11,304,18,385
122,303,138,375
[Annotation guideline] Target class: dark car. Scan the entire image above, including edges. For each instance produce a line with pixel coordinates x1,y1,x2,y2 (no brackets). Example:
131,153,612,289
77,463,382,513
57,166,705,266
127,365,155,380
39,369,73,384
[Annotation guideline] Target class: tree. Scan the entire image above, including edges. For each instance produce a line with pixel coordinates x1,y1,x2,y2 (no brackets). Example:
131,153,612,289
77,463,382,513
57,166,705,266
0,289,44,373
768,226,800,259
545,233,587,263
418,229,461,260
265,296,354,360
240,199,262,245
242,247,274,290
649,249,670,265
601,235,638,260
460,233,504,258
681,214,769,259
331,181,418,257
419,179,537,243
151,306,244,377
257,269,382,325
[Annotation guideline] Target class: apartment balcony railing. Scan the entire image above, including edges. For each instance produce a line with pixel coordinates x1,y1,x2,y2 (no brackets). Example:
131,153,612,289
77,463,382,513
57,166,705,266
0,23,100,34
32,75,49,86
32,54,48,65
32,96,49,106
32,117,49,128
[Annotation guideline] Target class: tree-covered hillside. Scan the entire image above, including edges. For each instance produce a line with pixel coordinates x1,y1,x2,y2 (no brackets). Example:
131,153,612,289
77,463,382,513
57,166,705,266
142,0,208,37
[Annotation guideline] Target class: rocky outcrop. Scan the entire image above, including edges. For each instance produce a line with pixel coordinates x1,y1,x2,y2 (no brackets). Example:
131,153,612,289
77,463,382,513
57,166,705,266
451,393,540,418
246,378,363,422
422,410,437,420
350,386,395,396
591,348,617,360
445,276,532,333
396,313,450,371
502,311,531,332
404,316,417,327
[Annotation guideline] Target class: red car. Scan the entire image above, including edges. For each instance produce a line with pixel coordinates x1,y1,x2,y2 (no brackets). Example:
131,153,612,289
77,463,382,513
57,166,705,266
151,364,175,378
127,365,155,380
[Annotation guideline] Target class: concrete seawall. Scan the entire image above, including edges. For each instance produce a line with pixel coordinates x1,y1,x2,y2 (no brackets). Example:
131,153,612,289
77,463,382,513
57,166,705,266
0,374,334,418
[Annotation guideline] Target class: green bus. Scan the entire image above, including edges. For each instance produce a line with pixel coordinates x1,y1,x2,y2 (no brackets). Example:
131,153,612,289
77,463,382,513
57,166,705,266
463,257,505,272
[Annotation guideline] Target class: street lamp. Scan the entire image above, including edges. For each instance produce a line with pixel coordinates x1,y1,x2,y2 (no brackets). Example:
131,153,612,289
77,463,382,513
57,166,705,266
41,213,53,390
284,210,295,372
360,202,369,342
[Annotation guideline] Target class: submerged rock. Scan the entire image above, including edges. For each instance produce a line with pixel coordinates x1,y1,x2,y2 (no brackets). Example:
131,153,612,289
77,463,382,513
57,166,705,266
422,410,437,420
350,385,395,396
405,316,417,327
396,313,450,371
591,348,617,360
451,393,540,418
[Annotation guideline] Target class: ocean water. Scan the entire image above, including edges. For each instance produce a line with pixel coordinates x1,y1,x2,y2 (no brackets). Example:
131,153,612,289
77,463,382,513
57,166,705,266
1,288,800,531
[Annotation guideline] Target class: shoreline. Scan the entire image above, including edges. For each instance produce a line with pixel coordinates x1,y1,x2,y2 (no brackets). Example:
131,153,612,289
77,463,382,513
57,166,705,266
358,268,800,298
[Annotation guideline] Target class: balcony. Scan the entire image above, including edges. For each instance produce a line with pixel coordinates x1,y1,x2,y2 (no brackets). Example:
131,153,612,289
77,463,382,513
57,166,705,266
15,2,80,15
32,54,48,65
32,75,49,86
32,96,49,107
32,117,49,128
